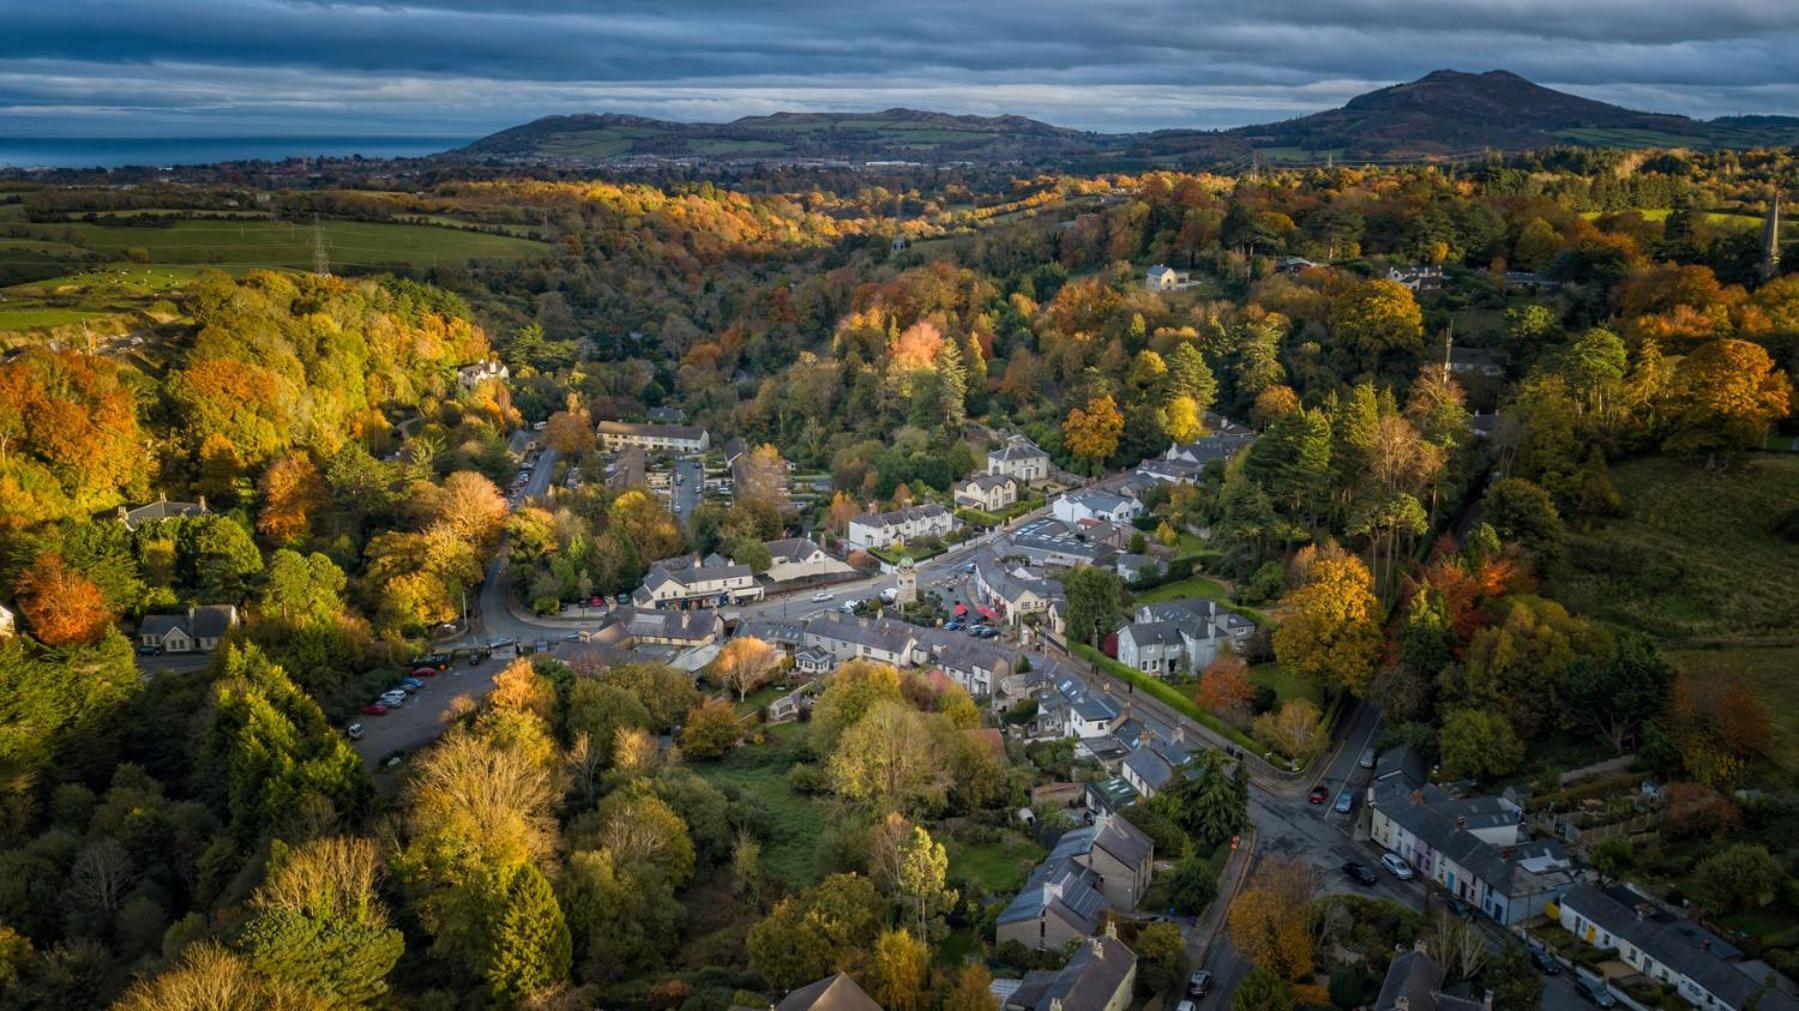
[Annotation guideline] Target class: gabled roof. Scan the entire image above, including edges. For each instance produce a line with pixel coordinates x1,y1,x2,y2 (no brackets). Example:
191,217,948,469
1376,950,1485,1011
766,537,825,562
1119,620,1184,649
187,605,237,638
997,857,1106,935
1559,885,1799,1011
1008,935,1137,1011
853,503,951,530
139,614,188,638
806,613,917,656
776,973,884,1011
597,419,708,442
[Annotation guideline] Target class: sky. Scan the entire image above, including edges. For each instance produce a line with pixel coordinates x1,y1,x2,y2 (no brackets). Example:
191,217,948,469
4,0,1799,139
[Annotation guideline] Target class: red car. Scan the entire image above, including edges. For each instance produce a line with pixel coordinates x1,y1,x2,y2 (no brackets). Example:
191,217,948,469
361,703,389,716
1308,786,1330,804
412,667,439,678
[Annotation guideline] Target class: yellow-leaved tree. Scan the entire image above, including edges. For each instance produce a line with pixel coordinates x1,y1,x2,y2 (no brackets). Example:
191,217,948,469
1273,552,1382,695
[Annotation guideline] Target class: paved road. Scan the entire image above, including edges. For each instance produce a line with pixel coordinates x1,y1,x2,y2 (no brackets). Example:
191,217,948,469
672,457,703,528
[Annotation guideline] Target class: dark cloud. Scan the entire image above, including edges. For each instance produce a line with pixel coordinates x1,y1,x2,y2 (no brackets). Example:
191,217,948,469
1,0,1795,136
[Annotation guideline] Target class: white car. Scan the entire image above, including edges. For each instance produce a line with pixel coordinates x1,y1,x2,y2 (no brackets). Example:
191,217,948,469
1380,852,1415,880
810,592,833,603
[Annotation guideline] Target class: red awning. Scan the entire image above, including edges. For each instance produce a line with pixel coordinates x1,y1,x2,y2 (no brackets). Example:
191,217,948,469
954,603,968,616
978,606,1000,621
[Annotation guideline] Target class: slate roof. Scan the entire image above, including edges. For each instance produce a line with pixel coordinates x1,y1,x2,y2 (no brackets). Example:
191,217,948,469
614,607,719,643
805,613,917,656
121,498,208,526
960,473,1017,493
1560,885,1799,1011
1006,935,1137,1011
735,619,806,648
188,605,237,639
597,420,708,442
1119,620,1184,649
1059,488,1135,515
1375,743,1430,790
991,439,1049,462
1375,949,1486,1011
767,537,825,562
139,614,188,639
776,973,884,1011
1049,812,1154,872
1122,738,1195,794
997,857,1107,936
853,503,951,531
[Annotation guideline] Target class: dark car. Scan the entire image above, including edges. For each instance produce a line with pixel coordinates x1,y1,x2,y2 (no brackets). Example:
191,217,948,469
1530,947,1562,975
1575,976,1617,1008
1342,862,1378,886
135,644,164,656
1445,897,1476,921
1308,786,1330,804
1186,970,1213,998
412,652,451,670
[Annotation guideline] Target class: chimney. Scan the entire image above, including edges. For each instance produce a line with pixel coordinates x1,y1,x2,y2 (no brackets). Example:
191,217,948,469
1172,725,1185,744
1395,998,1410,1011
1411,790,1425,806
1049,999,1063,1011
1104,919,1119,940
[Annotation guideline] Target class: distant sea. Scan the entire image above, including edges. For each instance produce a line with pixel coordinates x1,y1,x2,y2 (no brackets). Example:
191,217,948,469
0,136,470,169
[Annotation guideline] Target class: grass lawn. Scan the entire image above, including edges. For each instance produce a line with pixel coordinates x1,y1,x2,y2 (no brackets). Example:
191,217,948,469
1558,455,1799,641
1133,576,1274,628
0,302,114,330
9,218,548,268
1557,454,1799,776
1174,531,1218,559
944,831,1044,893
1248,663,1317,707
936,929,981,966
693,728,827,888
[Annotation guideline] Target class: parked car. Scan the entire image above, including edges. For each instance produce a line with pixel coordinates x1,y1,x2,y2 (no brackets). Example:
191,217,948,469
1575,976,1617,1008
1175,1002,1197,1011
563,632,581,641
1359,748,1377,769
1334,790,1355,814
412,653,452,670
1308,786,1330,804
1342,862,1378,886
1529,947,1562,975
486,635,516,649
360,703,389,716
1186,970,1213,998
412,667,439,679
944,620,964,631
346,723,365,740
135,643,164,656
1380,852,1415,880
400,677,425,692
964,561,977,573
1445,896,1476,921
810,592,833,602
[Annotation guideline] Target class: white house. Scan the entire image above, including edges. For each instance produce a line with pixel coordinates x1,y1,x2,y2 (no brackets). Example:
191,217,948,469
1554,884,1798,1011
988,436,1051,484
927,638,1017,699
596,420,711,454
971,550,1065,631
954,473,1018,512
1144,264,1190,291
762,538,855,585
803,613,920,667
1039,675,1123,739
1115,621,1186,676
139,605,239,653
0,603,14,638
846,503,955,551
457,359,509,390
635,556,764,607
1386,265,1445,292
1052,489,1141,526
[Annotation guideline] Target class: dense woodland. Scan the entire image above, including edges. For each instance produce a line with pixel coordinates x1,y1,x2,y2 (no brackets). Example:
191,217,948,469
0,145,1795,1007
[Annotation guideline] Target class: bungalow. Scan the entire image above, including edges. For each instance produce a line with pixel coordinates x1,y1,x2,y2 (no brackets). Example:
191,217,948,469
118,494,209,530
803,613,919,667
1555,884,1799,1011
139,605,239,653
1368,753,1574,926
1447,347,1504,378
793,646,837,676
1052,489,1141,526
1276,256,1321,274
456,359,509,390
1387,264,1446,292
775,973,884,1011
846,503,955,551
1002,930,1137,1011
764,538,855,585
1144,264,1190,291
1164,422,1258,469
596,420,710,454
636,556,764,607
1135,457,1205,486
988,437,1051,485
954,473,1019,512
1375,943,1487,1011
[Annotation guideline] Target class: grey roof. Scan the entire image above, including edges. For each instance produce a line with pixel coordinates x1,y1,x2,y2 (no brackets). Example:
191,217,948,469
1007,936,1137,1011
1120,620,1184,649
139,614,188,638
122,499,208,525
805,613,917,656
997,857,1107,935
1049,813,1154,872
1560,885,1799,1011
1135,599,1216,624
615,606,719,643
766,537,825,563
991,439,1049,462
735,619,806,647
1375,743,1429,790
961,473,1016,493
1060,489,1134,515
1122,737,1194,794
776,973,884,1011
930,637,1018,676
645,558,753,591
1374,781,1570,900
1376,950,1485,1011
974,549,1064,606
1165,427,1258,466
854,503,951,531
1135,458,1204,484
646,406,687,424
187,605,236,639
597,419,707,442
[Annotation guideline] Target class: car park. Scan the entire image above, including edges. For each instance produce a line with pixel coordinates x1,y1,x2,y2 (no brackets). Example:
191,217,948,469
346,723,364,740
1380,852,1415,880
1334,790,1355,814
360,703,388,716
1308,786,1330,804
1186,970,1213,998
1342,862,1378,885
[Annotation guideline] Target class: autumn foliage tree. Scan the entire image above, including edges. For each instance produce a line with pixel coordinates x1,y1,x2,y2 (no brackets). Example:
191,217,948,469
711,636,782,701
16,550,114,647
1273,553,1383,694
1198,654,1255,727
1063,395,1124,473
1226,857,1316,982
258,452,327,543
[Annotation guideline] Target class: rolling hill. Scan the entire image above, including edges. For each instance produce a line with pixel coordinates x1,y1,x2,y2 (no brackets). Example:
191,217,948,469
456,69,1799,167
